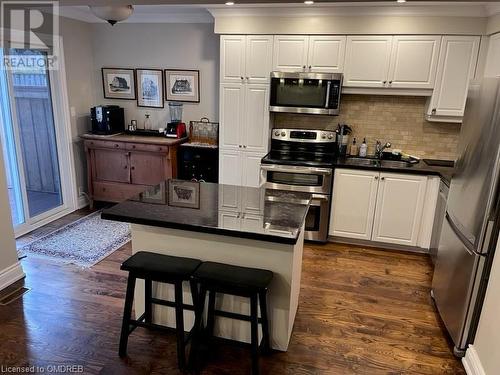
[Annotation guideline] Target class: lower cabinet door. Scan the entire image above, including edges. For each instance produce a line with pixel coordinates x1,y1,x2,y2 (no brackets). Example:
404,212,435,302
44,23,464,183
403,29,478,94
219,150,242,185
241,152,264,188
372,172,427,246
330,168,379,240
241,213,264,232
129,152,166,185
218,211,241,230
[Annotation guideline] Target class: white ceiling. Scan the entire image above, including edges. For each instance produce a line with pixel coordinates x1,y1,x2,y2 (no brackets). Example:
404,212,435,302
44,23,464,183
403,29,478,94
59,2,500,24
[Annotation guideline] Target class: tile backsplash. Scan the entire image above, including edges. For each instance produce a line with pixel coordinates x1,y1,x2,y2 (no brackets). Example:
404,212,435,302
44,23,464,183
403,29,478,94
273,94,461,160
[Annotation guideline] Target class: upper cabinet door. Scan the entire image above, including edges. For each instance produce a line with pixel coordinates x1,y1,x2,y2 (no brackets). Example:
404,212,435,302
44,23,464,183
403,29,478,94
220,35,246,83
272,35,309,72
372,173,427,246
388,36,441,89
343,36,393,87
329,168,380,240
428,36,480,117
246,35,273,83
219,83,245,150
307,36,346,73
242,84,269,153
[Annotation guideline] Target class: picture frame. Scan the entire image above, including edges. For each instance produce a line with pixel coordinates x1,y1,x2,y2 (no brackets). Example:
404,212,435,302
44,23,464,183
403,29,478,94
139,183,167,205
102,68,136,100
165,69,200,103
136,68,164,108
168,180,200,209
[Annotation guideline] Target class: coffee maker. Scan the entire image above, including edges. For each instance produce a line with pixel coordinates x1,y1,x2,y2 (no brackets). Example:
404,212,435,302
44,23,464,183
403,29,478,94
91,105,124,135
165,102,186,139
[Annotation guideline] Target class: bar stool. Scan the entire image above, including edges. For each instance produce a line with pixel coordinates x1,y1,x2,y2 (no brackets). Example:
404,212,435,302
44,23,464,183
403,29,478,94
190,261,273,375
118,251,201,371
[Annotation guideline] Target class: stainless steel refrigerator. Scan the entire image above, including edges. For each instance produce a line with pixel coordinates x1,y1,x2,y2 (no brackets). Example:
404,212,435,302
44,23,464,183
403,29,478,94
432,77,500,357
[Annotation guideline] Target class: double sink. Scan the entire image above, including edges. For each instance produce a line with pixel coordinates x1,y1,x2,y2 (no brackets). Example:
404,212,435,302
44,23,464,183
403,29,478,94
343,156,417,169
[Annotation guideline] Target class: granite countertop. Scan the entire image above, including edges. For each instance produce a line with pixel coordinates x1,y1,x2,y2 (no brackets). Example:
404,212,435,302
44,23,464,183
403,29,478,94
81,133,187,146
334,157,455,186
101,180,311,245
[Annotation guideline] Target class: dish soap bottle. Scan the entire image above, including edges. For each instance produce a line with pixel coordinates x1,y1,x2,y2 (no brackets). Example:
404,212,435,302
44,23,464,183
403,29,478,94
359,138,367,157
349,138,358,156
144,114,152,131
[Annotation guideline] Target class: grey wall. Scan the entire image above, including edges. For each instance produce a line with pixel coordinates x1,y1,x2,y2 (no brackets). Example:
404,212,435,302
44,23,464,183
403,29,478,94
90,23,219,130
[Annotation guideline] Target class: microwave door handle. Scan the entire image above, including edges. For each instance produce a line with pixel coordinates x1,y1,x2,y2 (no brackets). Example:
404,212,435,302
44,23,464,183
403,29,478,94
325,81,331,108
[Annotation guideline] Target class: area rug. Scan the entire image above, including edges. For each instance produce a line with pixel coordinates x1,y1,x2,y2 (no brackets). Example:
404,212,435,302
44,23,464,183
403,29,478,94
17,211,131,268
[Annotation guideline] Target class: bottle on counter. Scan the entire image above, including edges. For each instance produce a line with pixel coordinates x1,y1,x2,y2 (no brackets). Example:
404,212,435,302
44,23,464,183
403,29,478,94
359,138,368,157
349,137,358,156
144,114,152,130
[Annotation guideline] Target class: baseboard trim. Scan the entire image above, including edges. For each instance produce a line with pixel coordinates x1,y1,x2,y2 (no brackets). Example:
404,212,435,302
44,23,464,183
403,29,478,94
463,345,486,375
329,236,430,254
77,195,89,209
0,262,25,292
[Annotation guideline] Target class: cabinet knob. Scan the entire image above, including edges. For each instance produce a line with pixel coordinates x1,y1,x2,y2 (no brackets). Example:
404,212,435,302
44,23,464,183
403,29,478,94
239,145,242,148
131,166,135,170
389,81,393,84
381,177,385,180
246,77,249,80
240,76,244,80
383,81,387,85
243,145,247,148
302,65,306,69
308,65,312,70
124,165,128,169
432,108,437,114
375,176,379,180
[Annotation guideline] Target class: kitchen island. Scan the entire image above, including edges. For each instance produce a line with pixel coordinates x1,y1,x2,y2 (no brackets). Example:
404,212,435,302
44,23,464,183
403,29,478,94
102,180,311,351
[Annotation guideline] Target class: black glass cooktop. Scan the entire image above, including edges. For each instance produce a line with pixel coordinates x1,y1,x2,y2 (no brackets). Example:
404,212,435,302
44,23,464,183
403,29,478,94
262,151,336,167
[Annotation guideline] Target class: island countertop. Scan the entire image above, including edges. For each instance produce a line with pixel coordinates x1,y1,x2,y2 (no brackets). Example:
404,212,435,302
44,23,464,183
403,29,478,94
101,180,311,245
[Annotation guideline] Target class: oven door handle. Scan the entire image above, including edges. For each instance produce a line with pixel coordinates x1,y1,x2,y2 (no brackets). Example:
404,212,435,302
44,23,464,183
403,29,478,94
260,164,332,175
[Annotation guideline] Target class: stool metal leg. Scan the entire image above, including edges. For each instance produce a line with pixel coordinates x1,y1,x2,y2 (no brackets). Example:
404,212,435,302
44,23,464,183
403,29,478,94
145,279,152,324
174,281,186,370
250,293,260,375
258,290,271,354
119,275,136,357
206,290,216,338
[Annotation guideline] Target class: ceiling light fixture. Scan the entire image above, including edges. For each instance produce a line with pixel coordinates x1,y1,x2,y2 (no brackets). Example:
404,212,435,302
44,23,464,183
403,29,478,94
304,0,315,4
225,1,235,5
397,0,407,3
89,5,134,26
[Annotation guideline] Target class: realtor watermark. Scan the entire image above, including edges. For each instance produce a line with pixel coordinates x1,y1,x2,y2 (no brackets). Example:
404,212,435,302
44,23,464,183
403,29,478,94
1,1,60,70
0,364,84,373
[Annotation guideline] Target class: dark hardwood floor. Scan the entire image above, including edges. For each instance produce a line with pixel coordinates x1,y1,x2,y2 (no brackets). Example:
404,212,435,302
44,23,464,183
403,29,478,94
1,210,465,374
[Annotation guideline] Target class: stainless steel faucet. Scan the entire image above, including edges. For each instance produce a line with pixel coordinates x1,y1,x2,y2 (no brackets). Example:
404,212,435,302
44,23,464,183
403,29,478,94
375,140,392,159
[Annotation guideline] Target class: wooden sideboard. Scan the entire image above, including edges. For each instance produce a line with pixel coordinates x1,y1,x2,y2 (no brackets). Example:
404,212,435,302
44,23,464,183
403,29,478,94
82,134,185,207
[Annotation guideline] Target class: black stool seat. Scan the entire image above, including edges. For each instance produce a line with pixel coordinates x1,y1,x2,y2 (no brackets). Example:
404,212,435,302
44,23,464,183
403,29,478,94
121,251,201,280
193,261,273,292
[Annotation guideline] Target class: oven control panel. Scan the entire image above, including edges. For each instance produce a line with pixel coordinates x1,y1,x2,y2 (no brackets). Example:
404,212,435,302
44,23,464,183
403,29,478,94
272,128,336,143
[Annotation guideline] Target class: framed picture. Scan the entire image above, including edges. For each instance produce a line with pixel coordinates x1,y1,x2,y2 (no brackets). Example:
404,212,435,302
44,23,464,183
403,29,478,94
168,180,200,209
165,69,200,103
139,183,167,204
136,69,164,108
102,68,136,100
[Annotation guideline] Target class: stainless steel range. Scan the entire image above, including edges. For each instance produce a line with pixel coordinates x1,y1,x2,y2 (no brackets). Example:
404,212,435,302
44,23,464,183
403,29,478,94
261,128,337,242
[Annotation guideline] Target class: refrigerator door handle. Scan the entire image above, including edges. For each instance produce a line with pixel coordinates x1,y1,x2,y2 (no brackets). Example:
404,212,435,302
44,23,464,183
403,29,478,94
446,212,485,257
480,219,496,254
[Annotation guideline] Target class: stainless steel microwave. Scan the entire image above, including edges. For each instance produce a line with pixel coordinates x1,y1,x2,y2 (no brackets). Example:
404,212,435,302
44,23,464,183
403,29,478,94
269,72,342,115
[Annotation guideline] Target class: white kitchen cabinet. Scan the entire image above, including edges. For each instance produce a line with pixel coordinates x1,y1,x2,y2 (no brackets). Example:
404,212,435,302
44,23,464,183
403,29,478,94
329,169,380,240
388,36,441,89
330,168,435,248
307,36,346,73
343,36,393,87
273,35,309,72
220,36,246,83
246,35,274,83
219,150,242,186
219,83,245,151
426,36,480,119
243,84,269,153
372,173,427,246
220,35,273,84
273,35,346,73
219,150,264,188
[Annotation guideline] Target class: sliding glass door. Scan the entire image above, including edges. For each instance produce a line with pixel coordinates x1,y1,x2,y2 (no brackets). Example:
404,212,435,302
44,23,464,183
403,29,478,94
0,48,72,235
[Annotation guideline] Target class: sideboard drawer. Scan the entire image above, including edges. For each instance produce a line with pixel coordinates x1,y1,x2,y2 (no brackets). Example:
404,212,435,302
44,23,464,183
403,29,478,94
126,143,169,154
85,140,126,150
92,181,148,202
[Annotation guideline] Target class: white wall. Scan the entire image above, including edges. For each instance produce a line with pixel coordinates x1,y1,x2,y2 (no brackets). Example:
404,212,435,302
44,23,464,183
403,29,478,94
0,144,24,290
90,23,219,129
59,16,95,203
